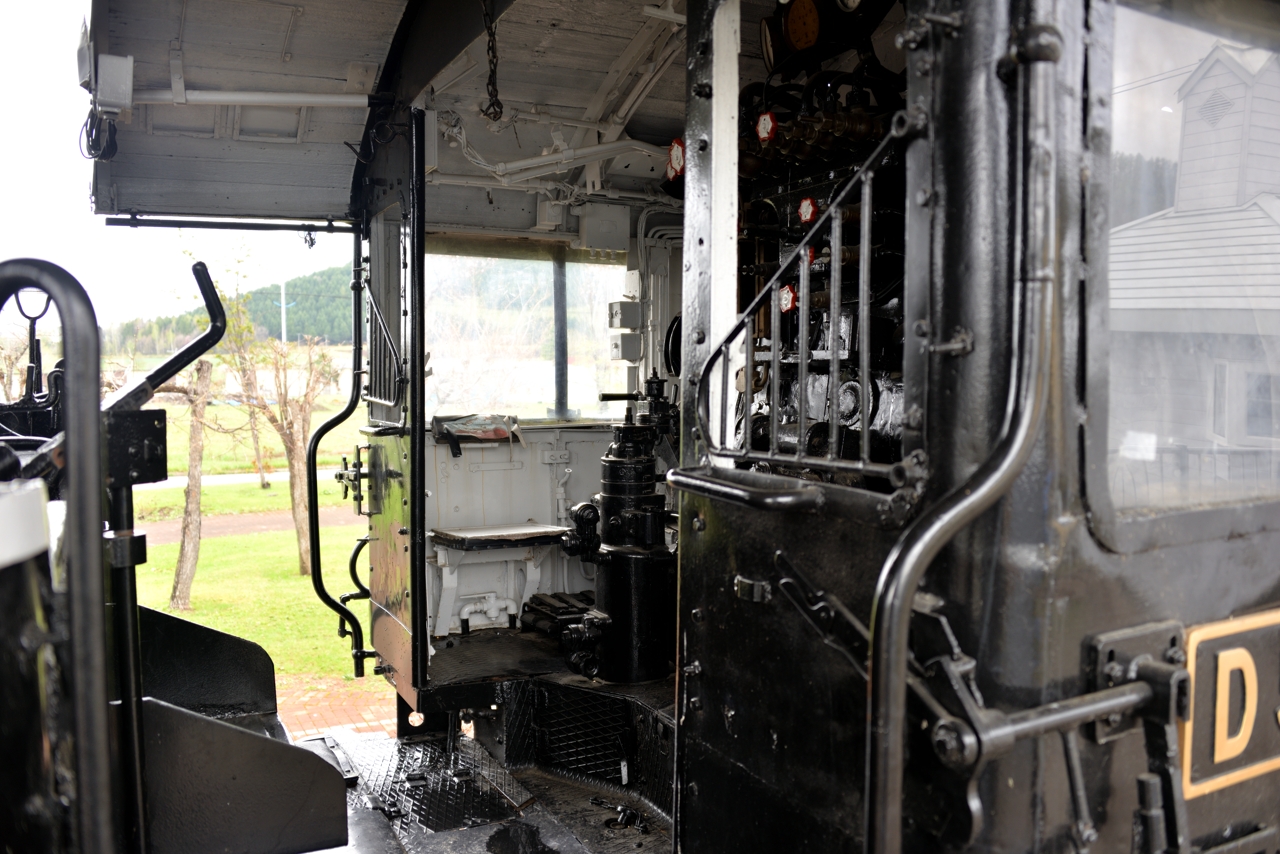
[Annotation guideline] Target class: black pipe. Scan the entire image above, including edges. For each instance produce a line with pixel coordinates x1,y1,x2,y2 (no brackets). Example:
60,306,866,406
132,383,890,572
305,233,373,676
0,260,115,854
105,217,358,233
410,107,430,689
552,244,568,419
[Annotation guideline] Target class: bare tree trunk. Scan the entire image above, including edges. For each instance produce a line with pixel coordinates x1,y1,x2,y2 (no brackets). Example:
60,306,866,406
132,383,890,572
170,359,212,609
285,427,311,576
247,405,270,489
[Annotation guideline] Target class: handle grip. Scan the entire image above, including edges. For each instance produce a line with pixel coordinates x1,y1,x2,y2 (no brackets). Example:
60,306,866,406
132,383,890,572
104,262,226,412
665,467,824,512
599,392,641,402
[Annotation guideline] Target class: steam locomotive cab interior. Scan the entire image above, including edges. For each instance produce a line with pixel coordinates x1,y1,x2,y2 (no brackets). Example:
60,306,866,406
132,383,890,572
7,0,1280,852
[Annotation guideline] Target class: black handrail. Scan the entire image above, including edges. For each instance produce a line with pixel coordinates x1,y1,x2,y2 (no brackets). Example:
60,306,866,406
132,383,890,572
340,537,371,604
0,259,116,854
863,25,1061,854
103,262,226,413
305,233,375,676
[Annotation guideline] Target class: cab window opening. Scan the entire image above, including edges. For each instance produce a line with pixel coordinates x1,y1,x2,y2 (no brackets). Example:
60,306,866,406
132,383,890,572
421,250,629,424
1102,2,1280,514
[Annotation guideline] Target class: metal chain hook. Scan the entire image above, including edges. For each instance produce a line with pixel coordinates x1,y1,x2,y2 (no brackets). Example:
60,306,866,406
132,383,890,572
477,0,503,122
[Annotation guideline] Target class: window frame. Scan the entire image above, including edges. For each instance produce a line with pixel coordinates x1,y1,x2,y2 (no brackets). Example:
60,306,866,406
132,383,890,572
417,235,631,425
1213,361,1229,441
1083,0,1280,553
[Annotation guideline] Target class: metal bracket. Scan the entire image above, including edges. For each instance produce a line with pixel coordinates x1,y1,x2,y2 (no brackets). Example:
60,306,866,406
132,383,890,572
928,328,974,356
734,575,772,603
1088,620,1184,744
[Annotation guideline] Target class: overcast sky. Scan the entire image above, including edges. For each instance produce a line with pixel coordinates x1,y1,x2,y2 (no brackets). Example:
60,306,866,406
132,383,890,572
0,0,351,334
1112,6,1221,162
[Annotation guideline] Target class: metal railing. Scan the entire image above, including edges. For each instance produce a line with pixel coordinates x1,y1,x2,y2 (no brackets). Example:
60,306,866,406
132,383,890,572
694,108,922,484
1109,446,1280,510
363,286,405,407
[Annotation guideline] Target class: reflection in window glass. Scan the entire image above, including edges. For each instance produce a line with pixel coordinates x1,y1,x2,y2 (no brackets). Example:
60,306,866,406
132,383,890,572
423,254,627,421
1107,7,1280,510
1246,373,1279,437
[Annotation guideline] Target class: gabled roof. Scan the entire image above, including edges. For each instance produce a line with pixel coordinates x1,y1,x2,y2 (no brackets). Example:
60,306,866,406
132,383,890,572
1109,194,1280,314
1176,42,1277,101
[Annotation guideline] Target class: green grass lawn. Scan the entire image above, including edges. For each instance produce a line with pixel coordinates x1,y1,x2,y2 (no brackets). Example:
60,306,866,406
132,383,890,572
151,396,367,475
136,525,376,678
135,479,348,523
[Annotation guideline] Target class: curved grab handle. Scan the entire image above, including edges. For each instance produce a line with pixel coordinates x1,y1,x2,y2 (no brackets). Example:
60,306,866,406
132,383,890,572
306,238,375,676
0,259,116,854
103,262,226,412
666,467,825,513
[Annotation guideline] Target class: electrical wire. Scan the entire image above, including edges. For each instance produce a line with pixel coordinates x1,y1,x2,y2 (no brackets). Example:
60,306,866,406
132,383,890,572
81,108,117,161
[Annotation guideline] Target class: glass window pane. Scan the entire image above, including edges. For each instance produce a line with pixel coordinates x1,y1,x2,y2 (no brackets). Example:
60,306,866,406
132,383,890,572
424,254,556,420
566,263,628,420
1107,7,1280,511
1213,362,1228,437
422,254,628,422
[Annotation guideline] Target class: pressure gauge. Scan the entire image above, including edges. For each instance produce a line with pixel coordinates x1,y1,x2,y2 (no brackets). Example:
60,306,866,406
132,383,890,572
783,0,820,51
760,16,779,74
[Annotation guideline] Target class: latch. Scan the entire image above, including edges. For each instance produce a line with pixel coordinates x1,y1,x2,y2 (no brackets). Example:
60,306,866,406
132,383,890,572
336,445,371,514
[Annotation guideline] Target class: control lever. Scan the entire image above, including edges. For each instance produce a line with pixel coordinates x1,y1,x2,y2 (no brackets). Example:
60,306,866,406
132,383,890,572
599,370,677,435
102,262,226,413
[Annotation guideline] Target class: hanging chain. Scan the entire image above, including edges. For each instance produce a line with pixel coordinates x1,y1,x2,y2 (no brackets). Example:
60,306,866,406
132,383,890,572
477,0,503,122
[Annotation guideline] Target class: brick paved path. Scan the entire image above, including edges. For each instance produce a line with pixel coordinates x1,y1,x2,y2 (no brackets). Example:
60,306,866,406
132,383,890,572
276,675,398,739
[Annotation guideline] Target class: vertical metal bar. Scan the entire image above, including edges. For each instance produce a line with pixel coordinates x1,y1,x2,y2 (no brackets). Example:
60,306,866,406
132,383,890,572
827,206,843,460
719,341,729,448
770,273,781,455
858,174,874,464
796,244,811,460
553,245,568,419
107,485,147,854
409,107,429,690
744,317,754,452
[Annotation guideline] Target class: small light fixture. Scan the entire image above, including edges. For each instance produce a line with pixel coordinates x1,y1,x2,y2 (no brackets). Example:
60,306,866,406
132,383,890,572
1161,106,1174,113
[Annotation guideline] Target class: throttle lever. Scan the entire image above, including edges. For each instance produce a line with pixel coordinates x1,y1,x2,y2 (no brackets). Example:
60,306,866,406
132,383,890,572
102,262,226,413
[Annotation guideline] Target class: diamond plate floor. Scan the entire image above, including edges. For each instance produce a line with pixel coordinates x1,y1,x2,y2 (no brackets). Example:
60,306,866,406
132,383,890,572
321,732,668,854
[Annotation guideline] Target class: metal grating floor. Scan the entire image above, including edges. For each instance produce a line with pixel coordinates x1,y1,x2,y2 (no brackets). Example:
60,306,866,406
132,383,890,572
330,730,532,839
323,731,665,854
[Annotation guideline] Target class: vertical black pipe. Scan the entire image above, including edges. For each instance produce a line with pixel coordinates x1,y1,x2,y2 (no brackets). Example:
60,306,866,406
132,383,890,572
106,485,147,854
0,260,116,854
553,245,568,419
305,230,371,676
410,108,430,689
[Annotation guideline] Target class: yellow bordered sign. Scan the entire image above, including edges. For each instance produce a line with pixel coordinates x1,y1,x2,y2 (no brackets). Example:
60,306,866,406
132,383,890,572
1182,607,1280,798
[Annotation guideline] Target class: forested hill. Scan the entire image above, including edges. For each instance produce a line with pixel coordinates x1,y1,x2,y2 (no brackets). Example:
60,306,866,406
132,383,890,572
104,266,352,355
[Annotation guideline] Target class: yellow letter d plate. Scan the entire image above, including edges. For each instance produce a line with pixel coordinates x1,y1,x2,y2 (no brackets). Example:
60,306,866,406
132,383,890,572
1183,607,1280,798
